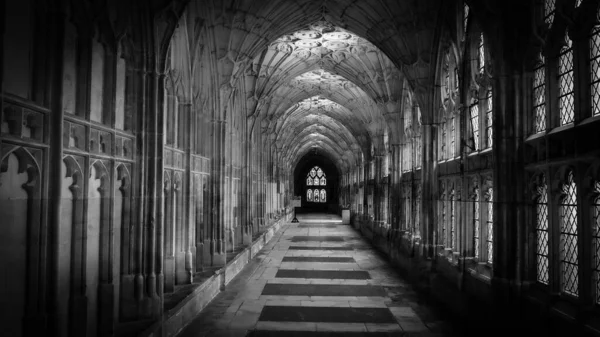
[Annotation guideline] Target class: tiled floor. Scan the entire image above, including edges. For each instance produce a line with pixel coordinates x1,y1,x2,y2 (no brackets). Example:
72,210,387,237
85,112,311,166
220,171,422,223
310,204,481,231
177,213,456,337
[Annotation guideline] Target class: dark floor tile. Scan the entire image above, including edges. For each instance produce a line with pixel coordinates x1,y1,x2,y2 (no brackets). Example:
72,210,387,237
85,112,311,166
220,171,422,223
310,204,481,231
276,269,371,280
282,256,355,263
290,236,346,242
261,284,387,296
258,305,396,323
288,246,354,251
297,224,339,228
246,331,411,337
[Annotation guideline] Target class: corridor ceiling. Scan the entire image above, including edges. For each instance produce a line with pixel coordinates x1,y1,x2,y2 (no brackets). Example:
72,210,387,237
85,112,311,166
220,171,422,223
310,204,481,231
171,0,440,171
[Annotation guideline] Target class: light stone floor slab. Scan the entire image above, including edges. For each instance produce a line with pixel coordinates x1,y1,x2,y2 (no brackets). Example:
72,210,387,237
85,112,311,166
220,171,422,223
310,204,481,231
176,214,457,337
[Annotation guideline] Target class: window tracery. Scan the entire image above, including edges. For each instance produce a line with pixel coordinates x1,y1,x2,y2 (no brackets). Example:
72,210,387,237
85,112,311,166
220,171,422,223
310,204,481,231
560,170,579,296
593,181,600,304
306,166,326,203
590,16,600,116
544,0,557,28
536,175,550,285
533,54,547,132
558,34,575,125
470,98,480,151
486,90,493,148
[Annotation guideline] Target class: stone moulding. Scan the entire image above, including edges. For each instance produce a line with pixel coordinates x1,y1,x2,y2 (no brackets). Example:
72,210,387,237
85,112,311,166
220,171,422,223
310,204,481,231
139,212,291,337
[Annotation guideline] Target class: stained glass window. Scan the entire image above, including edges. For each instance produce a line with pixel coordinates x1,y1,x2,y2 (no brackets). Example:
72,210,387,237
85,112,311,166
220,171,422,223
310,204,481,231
533,55,547,132
593,182,600,304
479,33,486,74
487,188,494,264
486,90,493,148
536,175,550,285
545,0,556,28
559,35,575,125
306,166,327,203
470,100,480,151
590,18,600,116
560,170,579,297
474,188,480,259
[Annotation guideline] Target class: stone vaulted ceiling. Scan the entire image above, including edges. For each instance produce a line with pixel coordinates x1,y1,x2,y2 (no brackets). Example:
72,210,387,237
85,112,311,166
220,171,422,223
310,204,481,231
173,0,441,171
251,20,406,171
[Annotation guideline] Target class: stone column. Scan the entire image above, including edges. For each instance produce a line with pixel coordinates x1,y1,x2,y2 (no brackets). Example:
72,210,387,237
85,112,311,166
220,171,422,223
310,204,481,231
47,9,65,337
491,54,526,311
178,101,193,284
211,119,227,266
420,123,437,259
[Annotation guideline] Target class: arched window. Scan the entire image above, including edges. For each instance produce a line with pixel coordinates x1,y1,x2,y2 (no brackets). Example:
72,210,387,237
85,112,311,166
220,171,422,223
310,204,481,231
590,13,600,116
559,33,575,126
470,98,480,151
463,3,470,37
485,90,493,148
533,54,547,132
560,170,579,296
545,0,556,29
478,33,486,74
306,166,327,203
536,175,550,285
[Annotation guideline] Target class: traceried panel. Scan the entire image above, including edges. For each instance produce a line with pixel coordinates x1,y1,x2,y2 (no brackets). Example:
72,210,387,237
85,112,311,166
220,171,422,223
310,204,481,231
590,19,600,116
441,190,447,246
470,101,480,151
544,0,557,28
486,91,493,148
487,188,494,264
593,181,600,304
451,116,456,158
559,35,575,125
473,188,480,259
533,56,547,132
451,190,457,250
536,176,550,285
560,170,579,297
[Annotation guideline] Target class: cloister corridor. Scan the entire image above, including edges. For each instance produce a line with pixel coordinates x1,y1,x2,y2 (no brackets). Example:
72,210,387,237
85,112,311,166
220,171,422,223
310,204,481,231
3,0,600,336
